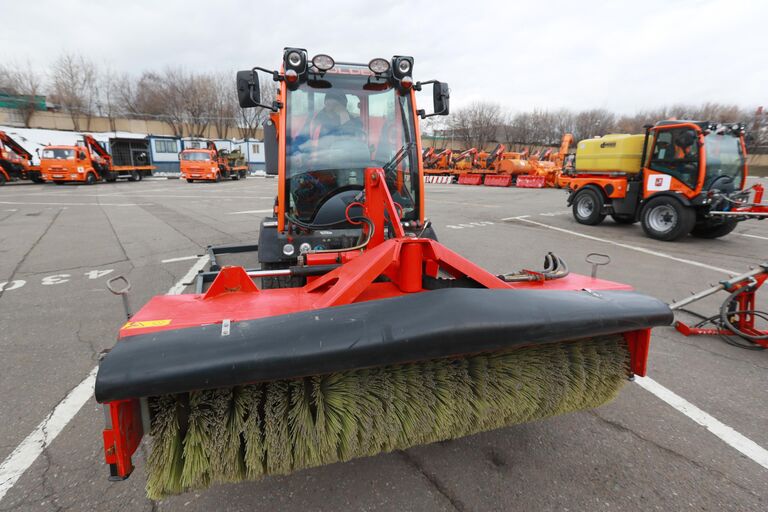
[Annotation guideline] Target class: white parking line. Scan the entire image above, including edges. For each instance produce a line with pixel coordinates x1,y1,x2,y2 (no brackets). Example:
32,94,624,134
0,368,98,501
635,376,768,470
0,201,149,207
740,233,768,241
0,255,209,503
227,209,273,215
505,216,737,275
161,255,200,264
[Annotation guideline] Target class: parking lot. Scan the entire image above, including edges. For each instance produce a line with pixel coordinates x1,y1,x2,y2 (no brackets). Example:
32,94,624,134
0,176,766,511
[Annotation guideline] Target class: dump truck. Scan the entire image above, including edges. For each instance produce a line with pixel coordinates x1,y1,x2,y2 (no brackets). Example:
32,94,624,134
0,130,42,184
94,49,671,499
563,122,766,240
179,141,248,182
39,134,155,185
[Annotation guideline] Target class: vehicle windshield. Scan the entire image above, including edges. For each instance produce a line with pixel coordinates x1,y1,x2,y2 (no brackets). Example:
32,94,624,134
181,151,212,161
704,133,744,189
42,148,75,160
285,66,418,223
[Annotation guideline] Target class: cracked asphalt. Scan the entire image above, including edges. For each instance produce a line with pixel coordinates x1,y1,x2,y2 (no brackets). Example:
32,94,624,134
0,176,766,511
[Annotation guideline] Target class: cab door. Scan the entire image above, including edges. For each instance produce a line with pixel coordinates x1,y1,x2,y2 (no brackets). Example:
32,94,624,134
643,126,703,199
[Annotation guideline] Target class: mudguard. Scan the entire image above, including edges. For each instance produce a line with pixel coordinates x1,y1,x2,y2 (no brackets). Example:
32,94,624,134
95,288,672,402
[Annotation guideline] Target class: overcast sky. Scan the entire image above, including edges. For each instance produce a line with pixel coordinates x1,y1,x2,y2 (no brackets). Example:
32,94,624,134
2,0,765,114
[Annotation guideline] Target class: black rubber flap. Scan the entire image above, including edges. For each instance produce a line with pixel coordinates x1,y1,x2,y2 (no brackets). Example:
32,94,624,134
95,289,672,402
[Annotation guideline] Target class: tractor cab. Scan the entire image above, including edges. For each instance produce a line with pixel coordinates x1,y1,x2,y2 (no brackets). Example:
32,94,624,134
646,121,746,196
236,48,450,271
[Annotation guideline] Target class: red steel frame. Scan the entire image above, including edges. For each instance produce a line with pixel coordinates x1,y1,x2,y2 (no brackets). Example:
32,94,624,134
100,167,654,480
674,270,767,347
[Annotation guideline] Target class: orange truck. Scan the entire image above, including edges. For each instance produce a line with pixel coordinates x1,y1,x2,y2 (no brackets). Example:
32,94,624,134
563,121,766,240
179,141,248,182
0,131,42,185
40,135,155,185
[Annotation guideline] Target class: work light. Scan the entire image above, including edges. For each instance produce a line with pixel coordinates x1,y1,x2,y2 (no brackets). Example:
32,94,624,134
312,54,335,71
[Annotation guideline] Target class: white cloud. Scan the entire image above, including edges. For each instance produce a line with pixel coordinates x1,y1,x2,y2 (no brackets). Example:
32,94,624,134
2,0,766,114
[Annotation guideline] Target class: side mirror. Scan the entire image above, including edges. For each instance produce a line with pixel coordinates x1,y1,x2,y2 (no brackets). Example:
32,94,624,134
237,70,260,108
78,151,86,160
432,81,450,116
416,81,450,118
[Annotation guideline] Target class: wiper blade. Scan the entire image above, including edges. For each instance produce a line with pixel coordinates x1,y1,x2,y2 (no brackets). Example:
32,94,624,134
383,142,414,173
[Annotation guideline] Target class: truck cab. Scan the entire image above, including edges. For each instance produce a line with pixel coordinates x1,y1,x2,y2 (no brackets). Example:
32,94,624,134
233,49,449,284
40,142,109,185
180,142,247,182
180,148,220,182
0,131,42,185
564,121,758,241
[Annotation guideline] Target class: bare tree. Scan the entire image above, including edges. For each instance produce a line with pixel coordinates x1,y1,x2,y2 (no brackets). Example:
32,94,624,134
50,54,99,130
447,101,503,149
1,62,45,127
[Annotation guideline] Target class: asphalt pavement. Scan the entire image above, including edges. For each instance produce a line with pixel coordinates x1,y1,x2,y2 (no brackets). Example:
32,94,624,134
0,176,766,511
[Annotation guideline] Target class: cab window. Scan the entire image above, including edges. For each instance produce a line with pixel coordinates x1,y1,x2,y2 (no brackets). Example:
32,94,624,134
649,129,699,189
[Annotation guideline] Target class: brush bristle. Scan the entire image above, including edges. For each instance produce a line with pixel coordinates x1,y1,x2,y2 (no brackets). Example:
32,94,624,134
145,335,629,499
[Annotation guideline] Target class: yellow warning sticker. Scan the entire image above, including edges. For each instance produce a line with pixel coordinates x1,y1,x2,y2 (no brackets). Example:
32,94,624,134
122,319,172,330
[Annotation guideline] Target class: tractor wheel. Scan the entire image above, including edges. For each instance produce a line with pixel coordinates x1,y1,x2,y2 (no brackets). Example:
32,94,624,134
241,171,247,180
231,172,240,181
186,179,194,183
215,172,222,183
85,173,97,185
128,171,139,182
136,171,143,181
32,176,45,184
640,196,696,241
572,188,606,225
690,218,738,239
0,174,6,186
54,180,65,185
260,262,305,289
611,214,636,224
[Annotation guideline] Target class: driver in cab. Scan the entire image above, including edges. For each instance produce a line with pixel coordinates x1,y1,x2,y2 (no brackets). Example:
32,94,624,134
312,92,362,140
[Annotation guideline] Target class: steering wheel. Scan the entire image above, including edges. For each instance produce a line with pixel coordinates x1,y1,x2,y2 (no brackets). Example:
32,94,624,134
309,184,365,223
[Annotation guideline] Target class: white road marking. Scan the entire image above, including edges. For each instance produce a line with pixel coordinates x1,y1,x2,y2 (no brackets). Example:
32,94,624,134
0,280,26,292
739,233,768,241
500,215,531,221
635,376,768,470
166,254,210,295
0,201,149,207
41,274,71,286
0,255,210,503
161,255,201,264
84,269,114,280
506,217,737,275
0,367,98,501
227,209,273,215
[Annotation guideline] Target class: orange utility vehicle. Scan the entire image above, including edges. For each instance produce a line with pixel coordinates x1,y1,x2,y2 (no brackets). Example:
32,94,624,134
179,141,248,182
40,135,155,185
564,121,766,240
424,148,453,174
0,131,42,184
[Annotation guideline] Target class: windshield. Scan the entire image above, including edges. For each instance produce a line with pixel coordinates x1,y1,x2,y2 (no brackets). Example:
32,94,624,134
285,67,417,223
704,133,744,189
42,148,75,160
181,151,212,161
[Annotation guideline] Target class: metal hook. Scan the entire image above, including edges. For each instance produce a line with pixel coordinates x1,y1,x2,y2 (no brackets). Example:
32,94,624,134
585,253,611,278
107,275,132,320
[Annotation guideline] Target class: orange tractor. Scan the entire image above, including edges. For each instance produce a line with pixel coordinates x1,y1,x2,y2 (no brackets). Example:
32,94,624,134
40,135,155,185
179,141,248,182
0,130,42,184
563,121,766,240
94,49,671,498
